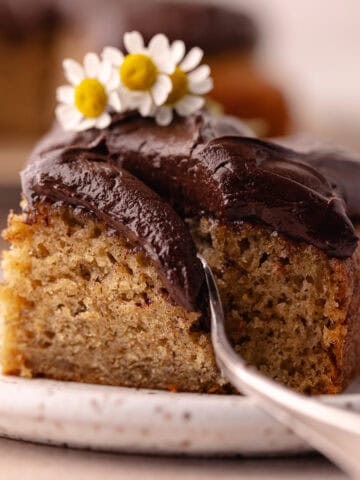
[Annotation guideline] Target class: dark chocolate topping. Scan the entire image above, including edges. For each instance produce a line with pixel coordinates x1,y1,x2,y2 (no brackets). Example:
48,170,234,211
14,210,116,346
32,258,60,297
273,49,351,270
22,129,204,312
305,152,360,220
273,135,360,220
53,111,355,258
23,112,358,312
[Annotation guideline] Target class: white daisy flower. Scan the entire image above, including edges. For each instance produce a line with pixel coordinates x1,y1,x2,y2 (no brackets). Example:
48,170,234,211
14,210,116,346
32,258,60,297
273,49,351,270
154,41,213,126
56,52,122,132
102,31,175,117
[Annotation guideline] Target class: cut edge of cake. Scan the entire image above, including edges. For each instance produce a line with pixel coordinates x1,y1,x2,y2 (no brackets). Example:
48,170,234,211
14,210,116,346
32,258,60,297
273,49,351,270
2,201,359,394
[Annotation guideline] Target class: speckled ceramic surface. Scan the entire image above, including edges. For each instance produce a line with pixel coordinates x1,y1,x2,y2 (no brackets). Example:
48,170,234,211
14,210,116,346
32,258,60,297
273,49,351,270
0,375,359,456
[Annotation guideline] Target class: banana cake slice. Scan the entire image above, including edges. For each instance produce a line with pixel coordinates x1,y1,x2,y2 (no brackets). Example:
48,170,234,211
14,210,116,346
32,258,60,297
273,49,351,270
1,111,359,394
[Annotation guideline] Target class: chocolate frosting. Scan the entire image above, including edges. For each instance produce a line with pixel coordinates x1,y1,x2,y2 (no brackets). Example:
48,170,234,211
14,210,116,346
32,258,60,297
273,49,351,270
22,128,204,312
22,112,358,311
273,135,360,220
305,152,360,220
54,111,356,257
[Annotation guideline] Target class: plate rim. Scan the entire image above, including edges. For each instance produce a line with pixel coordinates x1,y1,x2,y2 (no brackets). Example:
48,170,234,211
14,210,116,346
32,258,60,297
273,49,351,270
0,374,358,456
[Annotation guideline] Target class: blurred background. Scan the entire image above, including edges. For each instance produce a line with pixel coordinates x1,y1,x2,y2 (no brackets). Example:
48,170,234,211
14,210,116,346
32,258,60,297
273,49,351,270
0,0,359,247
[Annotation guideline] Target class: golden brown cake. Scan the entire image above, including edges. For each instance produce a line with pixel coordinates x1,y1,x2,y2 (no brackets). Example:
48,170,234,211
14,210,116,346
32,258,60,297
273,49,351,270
1,111,359,394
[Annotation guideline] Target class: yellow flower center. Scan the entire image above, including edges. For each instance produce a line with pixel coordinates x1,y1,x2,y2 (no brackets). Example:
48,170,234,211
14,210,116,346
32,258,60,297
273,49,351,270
74,78,107,118
120,53,158,91
166,67,188,105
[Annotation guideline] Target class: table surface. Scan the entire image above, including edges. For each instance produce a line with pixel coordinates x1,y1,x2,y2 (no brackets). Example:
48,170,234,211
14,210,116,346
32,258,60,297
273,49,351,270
0,437,347,480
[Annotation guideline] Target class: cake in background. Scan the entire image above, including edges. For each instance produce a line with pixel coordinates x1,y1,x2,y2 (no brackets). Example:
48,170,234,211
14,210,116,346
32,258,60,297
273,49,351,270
0,0,64,189
0,0,60,138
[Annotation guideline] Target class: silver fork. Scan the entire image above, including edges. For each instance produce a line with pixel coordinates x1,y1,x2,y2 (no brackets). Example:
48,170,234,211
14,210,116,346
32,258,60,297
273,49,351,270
198,255,360,479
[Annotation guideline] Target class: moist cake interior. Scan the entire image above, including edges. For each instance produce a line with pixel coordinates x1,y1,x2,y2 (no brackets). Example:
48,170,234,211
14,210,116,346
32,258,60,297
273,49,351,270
1,112,360,394
1,205,224,393
2,203,359,393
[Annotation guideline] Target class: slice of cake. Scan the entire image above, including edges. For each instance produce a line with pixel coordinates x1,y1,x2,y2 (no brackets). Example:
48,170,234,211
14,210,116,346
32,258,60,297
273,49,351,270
1,110,359,394
1,150,224,392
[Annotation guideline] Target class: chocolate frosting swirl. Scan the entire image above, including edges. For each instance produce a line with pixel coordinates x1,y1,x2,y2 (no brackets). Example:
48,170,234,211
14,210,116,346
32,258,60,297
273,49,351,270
21,128,204,312
22,112,358,311
272,135,360,220
69,111,357,257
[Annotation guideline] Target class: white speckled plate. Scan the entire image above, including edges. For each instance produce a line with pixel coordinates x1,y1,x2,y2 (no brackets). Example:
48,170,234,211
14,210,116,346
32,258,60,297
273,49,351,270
0,375,359,456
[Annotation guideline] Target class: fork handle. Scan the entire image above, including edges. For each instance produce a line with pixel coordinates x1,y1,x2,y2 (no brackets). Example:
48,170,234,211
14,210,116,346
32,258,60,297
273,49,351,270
199,254,360,479
218,352,360,479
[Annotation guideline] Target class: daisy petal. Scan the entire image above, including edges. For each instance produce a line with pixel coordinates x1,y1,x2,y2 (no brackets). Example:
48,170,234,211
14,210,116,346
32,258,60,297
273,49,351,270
124,31,144,53
107,69,121,91
179,47,203,72
175,94,204,116
139,93,154,116
98,60,113,85
188,65,210,83
75,118,97,131
56,85,74,104
155,106,173,126
151,74,172,106
102,46,124,66
149,34,174,73
95,112,112,129
84,52,100,78
63,59,84,85
148,33,170,57
154,57,175,74
56,104,82,130
189,77,213,95
109,91,122,112
123,90,144,110
170,40,185,64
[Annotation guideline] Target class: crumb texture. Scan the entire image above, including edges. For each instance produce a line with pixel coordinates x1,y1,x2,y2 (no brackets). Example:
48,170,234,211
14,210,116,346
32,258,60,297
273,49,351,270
189,218,360,394
1,204,359,394
0,205,224,393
